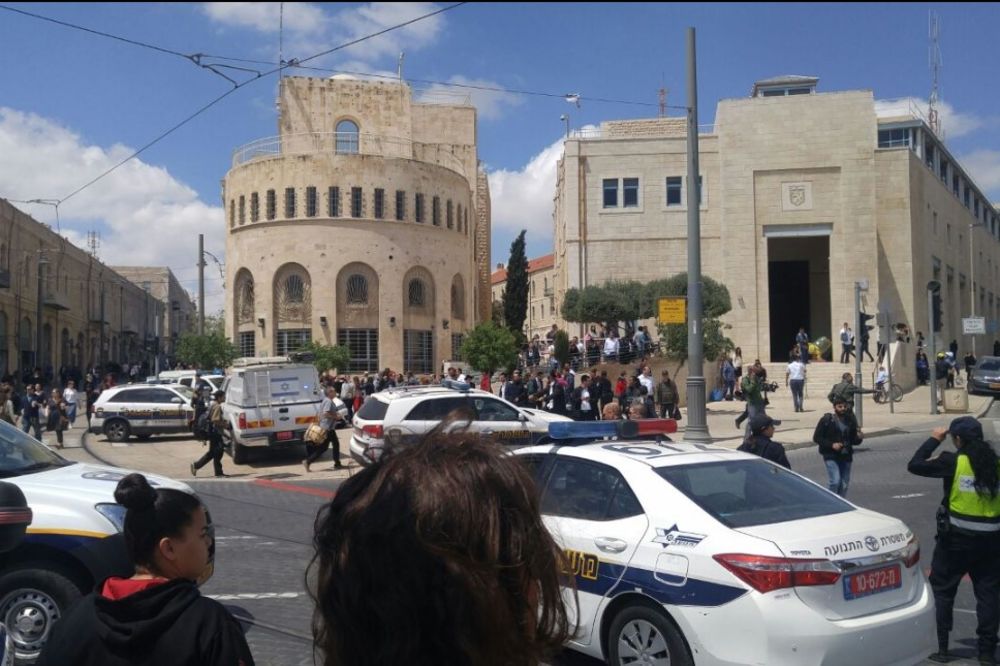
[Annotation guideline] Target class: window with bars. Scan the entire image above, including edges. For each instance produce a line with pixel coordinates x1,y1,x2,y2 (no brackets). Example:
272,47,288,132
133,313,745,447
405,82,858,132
306,186,317,217
351,187,363,218
229,200,235,227
446,200,453,229
415,193,425,223
285,187,296,218
337,328,379,372
275,329,311,356
346,274,368,304
284,275,305,303
404,330,434,374
457,204,462,232
408,279,426,307
395,190,406,221
432,196,440,226
266,190,276,220
451,333,464,360
328,186,341,217
239,331,255,357
238,196,246,224
250,192,259,222
374,188,385,219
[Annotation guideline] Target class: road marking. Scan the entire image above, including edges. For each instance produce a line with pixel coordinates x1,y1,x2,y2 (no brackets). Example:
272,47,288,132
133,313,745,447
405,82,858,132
215,536,260,540
252,478,336,498
892,493,926,499
955,608,976,615
208,592,300,601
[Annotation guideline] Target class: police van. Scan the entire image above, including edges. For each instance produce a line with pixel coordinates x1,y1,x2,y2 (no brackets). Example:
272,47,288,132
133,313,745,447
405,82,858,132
221,357,347,464
157,370,225,393
90,384,196,442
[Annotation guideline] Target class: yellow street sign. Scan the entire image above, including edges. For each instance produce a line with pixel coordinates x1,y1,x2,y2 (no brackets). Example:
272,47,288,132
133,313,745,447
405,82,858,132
657,297,686,325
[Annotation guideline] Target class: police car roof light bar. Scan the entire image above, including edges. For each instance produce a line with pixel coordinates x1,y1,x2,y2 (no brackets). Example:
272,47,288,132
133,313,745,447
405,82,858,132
547,419,678,441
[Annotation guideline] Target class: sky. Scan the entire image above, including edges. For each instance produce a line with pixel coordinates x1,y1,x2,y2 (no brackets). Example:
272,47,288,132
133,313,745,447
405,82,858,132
1,2,999,314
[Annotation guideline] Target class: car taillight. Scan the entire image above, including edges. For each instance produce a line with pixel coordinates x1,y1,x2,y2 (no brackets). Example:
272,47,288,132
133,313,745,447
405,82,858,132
362,424,384,439
238,412,247,429
713,553,841,593
901,536,920,568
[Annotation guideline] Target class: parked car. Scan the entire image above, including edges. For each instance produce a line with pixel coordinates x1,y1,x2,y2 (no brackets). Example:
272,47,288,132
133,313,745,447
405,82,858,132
967,355,1000,396
89,384,196,443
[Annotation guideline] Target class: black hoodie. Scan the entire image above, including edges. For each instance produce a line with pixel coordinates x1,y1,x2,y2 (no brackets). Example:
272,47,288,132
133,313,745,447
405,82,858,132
36,578,254,666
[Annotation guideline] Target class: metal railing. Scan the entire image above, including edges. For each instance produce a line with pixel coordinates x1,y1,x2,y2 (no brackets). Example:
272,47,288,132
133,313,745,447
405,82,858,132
568,123,715,140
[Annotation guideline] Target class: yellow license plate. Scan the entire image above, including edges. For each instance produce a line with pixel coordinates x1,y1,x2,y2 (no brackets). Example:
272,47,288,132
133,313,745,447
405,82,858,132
990,383,1000,389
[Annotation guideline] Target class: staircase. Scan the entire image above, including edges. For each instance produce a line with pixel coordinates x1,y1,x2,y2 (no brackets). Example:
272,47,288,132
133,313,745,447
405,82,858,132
760,360,883,399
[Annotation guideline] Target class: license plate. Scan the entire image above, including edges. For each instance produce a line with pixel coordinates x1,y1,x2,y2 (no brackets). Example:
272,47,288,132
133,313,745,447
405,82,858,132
275,431,294,441
843,564,902,600
990,383,1000,389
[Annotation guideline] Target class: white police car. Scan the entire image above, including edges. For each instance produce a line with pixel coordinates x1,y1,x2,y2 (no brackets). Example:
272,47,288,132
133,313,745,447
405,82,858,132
0,420,208,662
90,383,196,443
516,426,934,666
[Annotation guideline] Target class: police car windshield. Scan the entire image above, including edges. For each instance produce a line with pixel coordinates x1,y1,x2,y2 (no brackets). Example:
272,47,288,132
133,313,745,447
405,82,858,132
0,421,73,477
657,459,852,528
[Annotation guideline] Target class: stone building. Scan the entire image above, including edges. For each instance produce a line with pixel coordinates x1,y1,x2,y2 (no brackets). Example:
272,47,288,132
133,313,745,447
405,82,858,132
223,76,490,373
111,266,195,362
491,254,565,341
0,198,163,379
554,75,1000,372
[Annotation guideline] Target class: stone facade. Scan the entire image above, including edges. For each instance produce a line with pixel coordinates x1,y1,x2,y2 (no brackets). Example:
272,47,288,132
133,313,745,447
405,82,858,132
222,76,489,373
491,254,564,341
554,78,1000,371
0,198,164,378
110,266,195,360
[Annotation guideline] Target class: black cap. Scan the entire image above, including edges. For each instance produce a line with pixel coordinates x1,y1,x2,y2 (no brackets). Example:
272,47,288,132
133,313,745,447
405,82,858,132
948,416,984,441
749,414,781,435
213,390,225,399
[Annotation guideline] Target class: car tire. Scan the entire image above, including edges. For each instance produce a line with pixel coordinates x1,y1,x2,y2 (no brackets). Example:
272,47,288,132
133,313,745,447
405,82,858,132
103,419,131,442
0,566,83,663
232,442,249,464
607,605,692,666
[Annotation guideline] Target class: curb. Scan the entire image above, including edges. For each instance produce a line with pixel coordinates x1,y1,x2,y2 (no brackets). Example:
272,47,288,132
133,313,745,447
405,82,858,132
80,430,121,469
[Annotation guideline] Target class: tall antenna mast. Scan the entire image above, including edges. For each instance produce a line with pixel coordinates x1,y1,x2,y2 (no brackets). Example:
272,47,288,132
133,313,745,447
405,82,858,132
87,230,100,258
928,11,942,138
658,83,667,117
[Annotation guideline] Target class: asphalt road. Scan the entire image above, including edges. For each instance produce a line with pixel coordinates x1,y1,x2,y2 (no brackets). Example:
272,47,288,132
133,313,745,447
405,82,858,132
192,425,991,666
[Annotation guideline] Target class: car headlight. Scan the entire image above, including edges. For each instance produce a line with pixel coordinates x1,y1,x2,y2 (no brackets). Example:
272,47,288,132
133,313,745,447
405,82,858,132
95,503,127,532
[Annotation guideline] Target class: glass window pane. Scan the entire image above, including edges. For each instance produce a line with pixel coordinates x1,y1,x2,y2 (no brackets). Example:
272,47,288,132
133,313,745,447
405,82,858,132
602,179,618,208
623,178,639,207
540,459,626,521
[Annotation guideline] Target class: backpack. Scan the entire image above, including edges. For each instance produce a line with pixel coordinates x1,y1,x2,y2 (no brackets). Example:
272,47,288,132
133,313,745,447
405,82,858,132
195,411,213,439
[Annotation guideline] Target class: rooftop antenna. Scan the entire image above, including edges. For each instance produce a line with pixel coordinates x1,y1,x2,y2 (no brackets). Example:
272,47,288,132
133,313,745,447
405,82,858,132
658,74,667,117
398,51,405,82
276,2,284,115
87,230,100,258
928,11,943,138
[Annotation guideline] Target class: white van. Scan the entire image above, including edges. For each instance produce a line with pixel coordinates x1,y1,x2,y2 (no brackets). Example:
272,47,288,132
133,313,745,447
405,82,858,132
157,370,224,392
220,357,346,463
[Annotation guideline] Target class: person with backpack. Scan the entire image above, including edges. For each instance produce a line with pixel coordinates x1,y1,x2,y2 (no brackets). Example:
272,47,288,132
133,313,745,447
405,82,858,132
190,389,209,444
190,391,229,478
655,370,680,419
813,398,863,497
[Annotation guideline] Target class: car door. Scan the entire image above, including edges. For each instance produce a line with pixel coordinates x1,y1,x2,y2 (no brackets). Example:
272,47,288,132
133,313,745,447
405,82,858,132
468,396,532,446
155,388,191,433
120,388,156,434
538,456,649,646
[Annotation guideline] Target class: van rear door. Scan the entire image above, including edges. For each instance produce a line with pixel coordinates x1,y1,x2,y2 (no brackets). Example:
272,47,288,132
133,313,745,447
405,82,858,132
258,366,321,445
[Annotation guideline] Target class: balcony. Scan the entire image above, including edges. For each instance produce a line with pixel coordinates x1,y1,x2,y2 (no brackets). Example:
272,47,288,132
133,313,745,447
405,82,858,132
43,292,70,311
231,132,465,175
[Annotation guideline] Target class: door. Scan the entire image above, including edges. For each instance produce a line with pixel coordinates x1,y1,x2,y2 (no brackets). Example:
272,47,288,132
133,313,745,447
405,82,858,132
538,457,649,645
147,388,189,433
768,260,810,361
400,396,470,444
468,396,531,446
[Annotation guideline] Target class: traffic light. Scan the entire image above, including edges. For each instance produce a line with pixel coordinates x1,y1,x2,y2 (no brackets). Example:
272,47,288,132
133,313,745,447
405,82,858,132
859,311,875,341
932,293,943,332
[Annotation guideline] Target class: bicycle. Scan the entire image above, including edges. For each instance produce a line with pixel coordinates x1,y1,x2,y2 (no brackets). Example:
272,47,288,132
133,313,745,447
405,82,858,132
872,382,903,404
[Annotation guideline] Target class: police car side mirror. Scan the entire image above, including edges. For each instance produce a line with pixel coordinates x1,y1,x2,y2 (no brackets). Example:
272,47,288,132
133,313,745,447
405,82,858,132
519,413,528,423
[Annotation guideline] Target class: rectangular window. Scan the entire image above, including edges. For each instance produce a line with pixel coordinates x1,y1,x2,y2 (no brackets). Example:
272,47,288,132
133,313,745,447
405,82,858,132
939,158,949,182
451,333,464,361
305,186,317,217
432,196,441,226
238,332,255,357
877,128,911,149
446,200,453,228
947,223,952,244
415,193,425,223
603,179,618,208
238,195,245,225
328,186,341,217
351,186,363,218
953,174,960,196
964,184,971,208
404,330,434,374
623,178,639,208
395,190,406,221
666,177,682,206
229,200,235,227
975,198,980,218
266,189,276,220
284,187,296,218
925,141,935,169
337,329,379,373
933,211,938,235
250,192,259,222
275,329,311,356
374,188,385,219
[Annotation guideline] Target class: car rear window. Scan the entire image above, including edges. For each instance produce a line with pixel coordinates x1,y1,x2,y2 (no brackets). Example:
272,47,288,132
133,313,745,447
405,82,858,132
356,399,389,421
978,360,1000,371
656,459,852,528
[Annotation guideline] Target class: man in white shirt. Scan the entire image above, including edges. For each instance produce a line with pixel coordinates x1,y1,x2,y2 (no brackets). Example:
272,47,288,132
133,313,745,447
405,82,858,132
839,322,854,364
785,356,807,413
603,334,619,362
639,366,655,396
875,366,888,390
62,380,78,426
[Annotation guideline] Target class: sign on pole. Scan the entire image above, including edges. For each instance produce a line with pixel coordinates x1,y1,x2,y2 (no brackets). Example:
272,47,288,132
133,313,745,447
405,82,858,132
657,297,687,325
963,317,986,335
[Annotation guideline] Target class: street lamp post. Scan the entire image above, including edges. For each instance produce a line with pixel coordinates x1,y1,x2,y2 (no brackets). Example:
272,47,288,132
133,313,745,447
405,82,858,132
35,253,49,373
969,221,986,357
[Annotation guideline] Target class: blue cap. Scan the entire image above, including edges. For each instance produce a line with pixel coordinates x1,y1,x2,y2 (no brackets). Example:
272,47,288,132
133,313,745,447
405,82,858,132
948,416,984,441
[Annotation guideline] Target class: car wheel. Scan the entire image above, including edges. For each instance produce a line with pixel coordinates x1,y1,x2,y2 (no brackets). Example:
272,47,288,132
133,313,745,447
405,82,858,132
608,605,692,666
103,419,131,442
232,442,249,464
0,566,83,663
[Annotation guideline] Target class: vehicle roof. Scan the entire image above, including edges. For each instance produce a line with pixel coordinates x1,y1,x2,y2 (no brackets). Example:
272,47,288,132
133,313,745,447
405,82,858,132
96,383,189,396
230,362,315,372
518,440,757,469
372,385,497,402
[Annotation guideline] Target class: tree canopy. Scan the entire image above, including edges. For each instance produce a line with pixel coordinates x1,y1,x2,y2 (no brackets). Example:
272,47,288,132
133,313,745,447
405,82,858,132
297,341,351,375
460,322,519,375
176,333,238,370
502,230,529,340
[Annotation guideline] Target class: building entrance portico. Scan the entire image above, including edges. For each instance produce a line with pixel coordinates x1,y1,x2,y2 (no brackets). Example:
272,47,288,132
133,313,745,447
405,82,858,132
766,231,831,362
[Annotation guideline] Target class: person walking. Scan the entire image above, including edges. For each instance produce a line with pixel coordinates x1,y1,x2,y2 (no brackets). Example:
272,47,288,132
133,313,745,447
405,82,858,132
813,398,863,497
796,327,810,364
965,351,978,383
190,391,228,478
737,366,766,434
827,372,875,425
570,375,597,421
721,358,736,400
46,389,69,449
655,370,679,419
63,380,79,426
786,353,807,413
738,414,790,469
839,322,854,364
340,376,356,421
908,417,1000,665
303,386,344,473
732,347,744,384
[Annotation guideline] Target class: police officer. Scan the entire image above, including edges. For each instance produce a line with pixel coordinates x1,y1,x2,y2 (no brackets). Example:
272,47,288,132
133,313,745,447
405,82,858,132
190,390,229,478
737,414,790,469
908,416,1000,664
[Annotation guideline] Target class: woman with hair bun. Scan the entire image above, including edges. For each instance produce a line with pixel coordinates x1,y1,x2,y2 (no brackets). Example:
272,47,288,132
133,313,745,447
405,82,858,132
36,473,254,666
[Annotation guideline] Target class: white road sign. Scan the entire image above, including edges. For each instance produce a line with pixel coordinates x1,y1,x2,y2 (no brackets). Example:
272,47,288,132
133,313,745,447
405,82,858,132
963,317,986,335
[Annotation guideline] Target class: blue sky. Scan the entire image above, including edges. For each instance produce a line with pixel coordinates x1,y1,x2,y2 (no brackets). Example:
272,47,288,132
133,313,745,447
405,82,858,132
1,2,998,312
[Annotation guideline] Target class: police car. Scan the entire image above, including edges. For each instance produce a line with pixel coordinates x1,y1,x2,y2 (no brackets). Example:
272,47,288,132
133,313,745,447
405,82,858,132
349,382,573,465
90,384,196,442
516,426,934,666
0,420,208,662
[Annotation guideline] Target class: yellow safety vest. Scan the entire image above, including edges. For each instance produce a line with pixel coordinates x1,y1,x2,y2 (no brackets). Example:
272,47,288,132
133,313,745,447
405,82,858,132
948,453,1000,532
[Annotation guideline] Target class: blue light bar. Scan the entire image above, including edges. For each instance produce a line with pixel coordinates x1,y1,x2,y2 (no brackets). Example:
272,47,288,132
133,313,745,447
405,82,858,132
548,420,640,440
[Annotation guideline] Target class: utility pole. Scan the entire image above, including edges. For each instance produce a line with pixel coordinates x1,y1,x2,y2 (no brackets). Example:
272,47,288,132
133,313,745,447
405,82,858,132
35,253,48,373
198,234,205,335
854,281,866,427
684,27,709,442
99,282,106,372
154,311,161,376
929,281,941,414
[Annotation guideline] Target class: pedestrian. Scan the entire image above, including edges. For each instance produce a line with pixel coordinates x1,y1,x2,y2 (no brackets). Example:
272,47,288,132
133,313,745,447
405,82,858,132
36,473,254,666
23,384,44,440
839,322,855,364
732,347,744,384
340,376,356,420
859,326,875,362
614,372,628,408
655,370,679,419
908,417,1000,665
571,374,597,421
594,370,612,416
812,398,863,497
63,379,79,426
190,391,228,478
303,386,344,473
786,353,806,412
738,414,790,469
190,388,209,444
796,327,810,364
917,351,930,385
721,358,736,400
602,401,622,421
736,366,765,432
827,372,875,424
307,424,572,666
46,389,69,449
503,370,526,407
0,385,14,426
603,331,619,363
950,339,959,358
965,351,978,382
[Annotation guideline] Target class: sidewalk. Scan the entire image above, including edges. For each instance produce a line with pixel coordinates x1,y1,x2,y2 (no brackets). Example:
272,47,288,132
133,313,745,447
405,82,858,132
687,385,993,451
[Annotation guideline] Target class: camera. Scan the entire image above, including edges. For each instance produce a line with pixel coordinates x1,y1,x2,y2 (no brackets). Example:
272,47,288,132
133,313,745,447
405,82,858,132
763,381,779,393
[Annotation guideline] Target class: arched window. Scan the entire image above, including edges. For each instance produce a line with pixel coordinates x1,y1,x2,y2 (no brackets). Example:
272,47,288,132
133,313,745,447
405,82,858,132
273,263,311,324
451,274,465,320
408,279,426,308
347,275,369,305
336,120,359,155
235,270,255,325
284,275,304,304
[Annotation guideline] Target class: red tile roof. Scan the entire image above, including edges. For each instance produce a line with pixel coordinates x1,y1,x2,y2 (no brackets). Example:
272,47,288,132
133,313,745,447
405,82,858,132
491,253,554,285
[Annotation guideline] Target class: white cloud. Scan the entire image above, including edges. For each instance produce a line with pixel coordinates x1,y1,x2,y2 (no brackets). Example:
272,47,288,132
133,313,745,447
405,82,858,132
201,2,329,36
874,97,984,139
0,108,225,311
962,150,1000,193
417,75,523,121
487,135,568,246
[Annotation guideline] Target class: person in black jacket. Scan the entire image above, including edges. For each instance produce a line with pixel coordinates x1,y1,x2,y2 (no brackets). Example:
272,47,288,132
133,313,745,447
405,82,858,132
908,417,1000,665
570,374,598,421
738,414,790,469
813,398,863,497
37,473,253,666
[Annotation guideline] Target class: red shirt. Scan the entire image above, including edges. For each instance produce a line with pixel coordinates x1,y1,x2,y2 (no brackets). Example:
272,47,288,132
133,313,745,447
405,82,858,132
101,576,169,601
